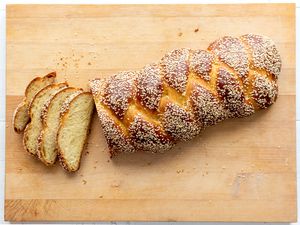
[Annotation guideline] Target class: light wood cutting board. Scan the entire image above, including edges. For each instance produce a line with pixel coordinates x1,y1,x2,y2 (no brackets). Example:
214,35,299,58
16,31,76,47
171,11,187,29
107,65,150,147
5,4,296,222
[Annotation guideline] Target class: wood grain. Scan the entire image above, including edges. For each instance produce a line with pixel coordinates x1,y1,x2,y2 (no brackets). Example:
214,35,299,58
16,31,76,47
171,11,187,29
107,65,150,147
5,4,296,222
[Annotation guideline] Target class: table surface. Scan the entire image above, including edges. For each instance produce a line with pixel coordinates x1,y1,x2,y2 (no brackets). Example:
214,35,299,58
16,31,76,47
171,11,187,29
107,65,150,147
1,0,299,225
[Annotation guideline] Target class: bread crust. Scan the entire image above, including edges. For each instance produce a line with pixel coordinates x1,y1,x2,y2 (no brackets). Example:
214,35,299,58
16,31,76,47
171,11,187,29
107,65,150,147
90,34,281,156
23,83,68,156
13,72,56,133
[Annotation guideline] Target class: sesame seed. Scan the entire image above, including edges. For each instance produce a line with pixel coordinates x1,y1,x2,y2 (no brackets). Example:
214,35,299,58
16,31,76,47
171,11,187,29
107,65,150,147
252,72,278,109
161,48,190,93
137,63,163,111
190,50,213,81
241,34,281,79
129,115,174,153
208,36,249,79
162,102,201,141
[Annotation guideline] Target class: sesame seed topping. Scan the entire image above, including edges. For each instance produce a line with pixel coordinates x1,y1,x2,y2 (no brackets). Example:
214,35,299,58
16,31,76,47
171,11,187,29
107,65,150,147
161,48,190,93
89,34,280,155
103,71,137,119
252,73,278,108
241,34,281,79
97,108,135,155
189,85,228,126
137,63,163,111
208,36,249,79
217,68,254,118
162,103,201,141
129,115,174,153
60,90,83,116
89,78,104,97
190,50,214,81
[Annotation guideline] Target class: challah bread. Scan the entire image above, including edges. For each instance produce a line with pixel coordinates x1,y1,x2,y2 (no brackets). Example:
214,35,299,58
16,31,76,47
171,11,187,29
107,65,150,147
57,92,94,172
37,87,83,165
90,34,281,157
23,83,68,155
13,72,56,133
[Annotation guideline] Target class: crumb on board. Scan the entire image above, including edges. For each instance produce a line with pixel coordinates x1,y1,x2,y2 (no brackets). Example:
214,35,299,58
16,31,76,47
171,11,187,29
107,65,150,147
85,151,89,156
107,160,110,163
88,62,92,65
178,32,183,37
82,179,87,185
194,28,199,32
176,169,184,174
111,181,120,188
99,195,103,198
285,158,289,165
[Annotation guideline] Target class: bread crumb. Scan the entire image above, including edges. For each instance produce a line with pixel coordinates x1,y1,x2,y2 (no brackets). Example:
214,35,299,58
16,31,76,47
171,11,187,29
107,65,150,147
93,166,97,169
221,166,226,170
85,151,89,156
176,169,184,174
82,179,87,185
285,158,289,165
98,195,103,198
111,181,120,188
178,32,183,37
88,62,92,65
147,162,152,166
95,160,98,164
107,160,110,163
194,28,199,32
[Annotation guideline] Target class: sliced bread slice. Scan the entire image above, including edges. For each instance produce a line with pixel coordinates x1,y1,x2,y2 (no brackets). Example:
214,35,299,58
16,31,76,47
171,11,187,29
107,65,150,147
37,87,83,165
23,83,68,156
13,72,56,133
57,92,94,172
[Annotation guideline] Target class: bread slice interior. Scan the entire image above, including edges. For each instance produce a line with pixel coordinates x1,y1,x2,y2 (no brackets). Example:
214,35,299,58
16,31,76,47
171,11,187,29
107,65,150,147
23,83,68,155
58,92,94,172
37,87,83,165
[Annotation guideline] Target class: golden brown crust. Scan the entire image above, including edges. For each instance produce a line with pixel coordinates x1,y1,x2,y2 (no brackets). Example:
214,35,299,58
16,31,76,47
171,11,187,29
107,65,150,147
90,34,281,156
13,72,56,133
23,83,68,156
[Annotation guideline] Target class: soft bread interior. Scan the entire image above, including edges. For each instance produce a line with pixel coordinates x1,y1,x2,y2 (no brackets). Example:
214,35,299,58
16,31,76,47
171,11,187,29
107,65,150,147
38,88,81,165
24,83,67,155
58,93,94,172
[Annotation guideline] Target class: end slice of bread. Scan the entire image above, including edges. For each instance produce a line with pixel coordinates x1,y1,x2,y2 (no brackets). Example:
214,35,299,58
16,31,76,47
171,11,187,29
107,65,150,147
13,72,56,133
23,83,68,156
37,87,83,165
57,92,94,172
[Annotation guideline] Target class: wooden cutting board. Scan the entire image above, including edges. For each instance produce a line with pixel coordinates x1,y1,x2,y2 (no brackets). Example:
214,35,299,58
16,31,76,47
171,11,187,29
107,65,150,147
5,4,296,222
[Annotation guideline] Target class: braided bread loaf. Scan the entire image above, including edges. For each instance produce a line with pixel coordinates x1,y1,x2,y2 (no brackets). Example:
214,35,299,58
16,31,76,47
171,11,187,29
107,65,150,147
90,34,281,157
